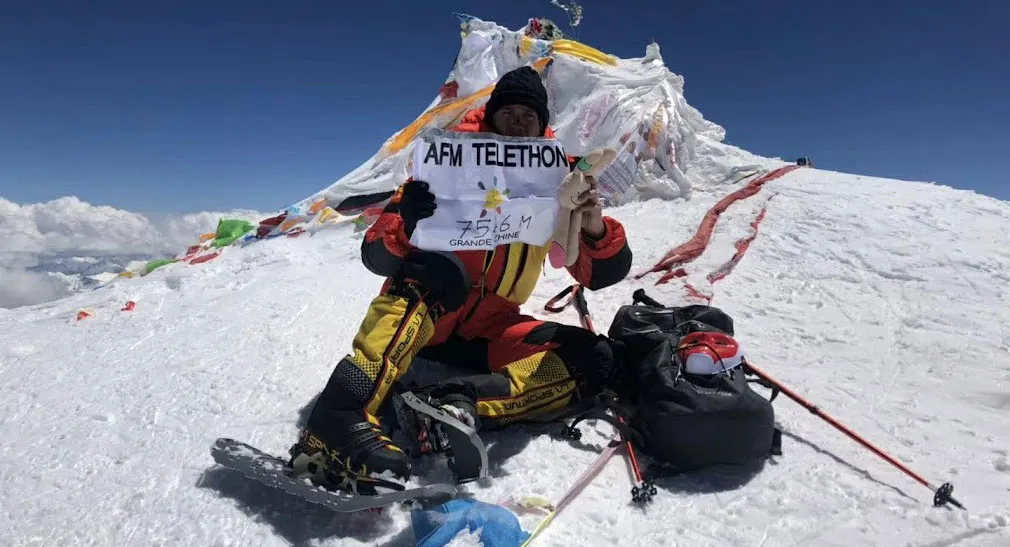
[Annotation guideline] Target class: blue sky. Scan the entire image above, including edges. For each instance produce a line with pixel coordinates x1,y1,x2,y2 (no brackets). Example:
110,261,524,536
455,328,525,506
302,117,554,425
1,0,1007,213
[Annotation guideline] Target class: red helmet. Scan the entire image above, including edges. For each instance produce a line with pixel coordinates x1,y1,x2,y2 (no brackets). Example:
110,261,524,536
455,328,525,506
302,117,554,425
676,331,744,375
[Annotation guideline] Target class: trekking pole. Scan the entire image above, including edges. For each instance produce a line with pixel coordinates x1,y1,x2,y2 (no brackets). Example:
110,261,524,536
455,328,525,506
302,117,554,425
571,284,594,333
744,360,965,510
520,436,623,546
632,288,960,508
569,284,653,504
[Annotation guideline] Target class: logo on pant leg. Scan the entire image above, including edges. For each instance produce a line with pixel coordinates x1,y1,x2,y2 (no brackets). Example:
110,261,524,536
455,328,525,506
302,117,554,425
388,308,426,369
500,381,574,413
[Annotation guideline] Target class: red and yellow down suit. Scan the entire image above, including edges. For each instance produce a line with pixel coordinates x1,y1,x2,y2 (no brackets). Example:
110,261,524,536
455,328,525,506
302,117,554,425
324,106,632,431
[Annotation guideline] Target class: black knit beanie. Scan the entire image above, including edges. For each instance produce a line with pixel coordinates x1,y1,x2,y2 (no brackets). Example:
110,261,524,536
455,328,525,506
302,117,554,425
485,66,550,135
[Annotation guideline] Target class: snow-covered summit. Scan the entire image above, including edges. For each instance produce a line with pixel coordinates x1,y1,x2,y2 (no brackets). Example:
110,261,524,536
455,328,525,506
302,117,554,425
302,16,780,214
2,15,1009,547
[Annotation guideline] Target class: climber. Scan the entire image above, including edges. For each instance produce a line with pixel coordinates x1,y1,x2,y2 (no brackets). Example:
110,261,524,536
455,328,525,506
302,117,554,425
289,65,633,494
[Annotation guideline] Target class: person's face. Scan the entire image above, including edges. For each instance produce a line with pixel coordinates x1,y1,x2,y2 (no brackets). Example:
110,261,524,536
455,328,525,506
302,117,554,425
492,104,541,137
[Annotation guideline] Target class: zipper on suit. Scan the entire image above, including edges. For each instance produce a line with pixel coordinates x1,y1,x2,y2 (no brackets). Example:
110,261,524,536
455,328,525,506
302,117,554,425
462,249,495,323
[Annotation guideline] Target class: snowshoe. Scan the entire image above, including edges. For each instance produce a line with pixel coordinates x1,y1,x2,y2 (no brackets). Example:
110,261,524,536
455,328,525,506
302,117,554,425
391,390,488,484
211,437,457,512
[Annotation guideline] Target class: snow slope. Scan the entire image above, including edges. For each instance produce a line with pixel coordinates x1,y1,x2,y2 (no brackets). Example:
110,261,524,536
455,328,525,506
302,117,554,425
3,16,1010,547
3,168,1009,547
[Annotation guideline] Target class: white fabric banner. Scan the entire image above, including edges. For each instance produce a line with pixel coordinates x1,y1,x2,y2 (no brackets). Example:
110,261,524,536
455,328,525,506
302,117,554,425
408,129,570,251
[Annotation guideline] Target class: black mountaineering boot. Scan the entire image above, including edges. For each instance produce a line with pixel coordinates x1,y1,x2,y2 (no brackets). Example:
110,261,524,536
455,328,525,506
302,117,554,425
288,412,411,495
288,358,412,495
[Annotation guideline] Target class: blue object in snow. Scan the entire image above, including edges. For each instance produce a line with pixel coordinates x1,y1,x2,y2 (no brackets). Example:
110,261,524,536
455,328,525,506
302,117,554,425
412,498,530,547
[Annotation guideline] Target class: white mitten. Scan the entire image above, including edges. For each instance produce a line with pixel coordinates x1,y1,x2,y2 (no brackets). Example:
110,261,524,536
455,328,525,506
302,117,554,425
549,148,618,268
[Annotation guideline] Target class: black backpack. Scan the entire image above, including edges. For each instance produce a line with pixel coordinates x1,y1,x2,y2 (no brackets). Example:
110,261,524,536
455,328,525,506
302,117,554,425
563,289,782,473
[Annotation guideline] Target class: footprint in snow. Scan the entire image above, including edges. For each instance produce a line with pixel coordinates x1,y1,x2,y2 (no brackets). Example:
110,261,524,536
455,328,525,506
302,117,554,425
994,457,1010,473
7,344,38,357
164,275,183,291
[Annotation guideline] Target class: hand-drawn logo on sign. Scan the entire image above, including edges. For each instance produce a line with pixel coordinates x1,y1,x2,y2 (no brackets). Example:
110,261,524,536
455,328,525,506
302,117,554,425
454,176,532,247
478,176,511,217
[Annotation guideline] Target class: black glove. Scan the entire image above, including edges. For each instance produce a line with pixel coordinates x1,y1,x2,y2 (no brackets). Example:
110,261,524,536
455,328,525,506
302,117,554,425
399,180,436,238
399,250,471,312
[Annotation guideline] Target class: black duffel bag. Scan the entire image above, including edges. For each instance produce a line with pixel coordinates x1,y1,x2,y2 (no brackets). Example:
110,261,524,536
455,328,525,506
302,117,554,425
565,289,781,472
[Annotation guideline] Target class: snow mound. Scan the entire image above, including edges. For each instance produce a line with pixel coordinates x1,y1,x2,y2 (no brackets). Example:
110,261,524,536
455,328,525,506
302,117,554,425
301,16,781,213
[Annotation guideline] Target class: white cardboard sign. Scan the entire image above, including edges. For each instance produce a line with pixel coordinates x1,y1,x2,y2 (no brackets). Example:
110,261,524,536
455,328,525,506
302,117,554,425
408,129,569,251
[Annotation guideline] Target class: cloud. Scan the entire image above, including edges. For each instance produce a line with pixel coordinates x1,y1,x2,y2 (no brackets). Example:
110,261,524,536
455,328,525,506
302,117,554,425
0,196,271,255
0,196,274,309
150,209,272,249
0,266,76,309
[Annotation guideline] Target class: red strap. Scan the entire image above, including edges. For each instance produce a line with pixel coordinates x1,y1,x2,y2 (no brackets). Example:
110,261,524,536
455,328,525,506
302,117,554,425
544,284,578,313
